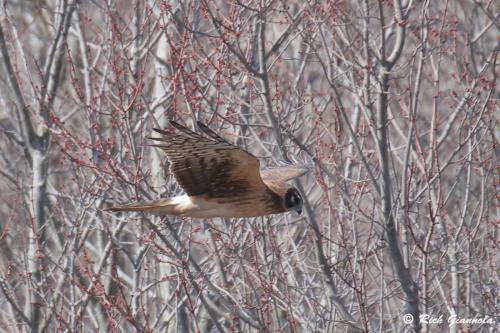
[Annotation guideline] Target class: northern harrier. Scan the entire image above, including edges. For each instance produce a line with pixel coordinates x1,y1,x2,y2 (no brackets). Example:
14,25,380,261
105,121,307,218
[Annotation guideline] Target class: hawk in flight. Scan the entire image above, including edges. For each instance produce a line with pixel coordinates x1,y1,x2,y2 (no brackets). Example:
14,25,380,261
105,121,307,218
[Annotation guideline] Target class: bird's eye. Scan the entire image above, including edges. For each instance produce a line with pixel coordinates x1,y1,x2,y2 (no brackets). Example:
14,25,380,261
284,188,303,214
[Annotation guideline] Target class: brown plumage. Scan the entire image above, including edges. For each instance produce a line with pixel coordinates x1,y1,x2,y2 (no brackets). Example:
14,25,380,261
105,121,308,218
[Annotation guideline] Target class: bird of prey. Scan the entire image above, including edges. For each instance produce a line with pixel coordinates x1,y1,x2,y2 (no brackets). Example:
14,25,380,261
105,121,308,218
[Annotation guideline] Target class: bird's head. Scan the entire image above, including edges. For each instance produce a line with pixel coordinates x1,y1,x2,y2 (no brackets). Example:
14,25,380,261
284,188,303,215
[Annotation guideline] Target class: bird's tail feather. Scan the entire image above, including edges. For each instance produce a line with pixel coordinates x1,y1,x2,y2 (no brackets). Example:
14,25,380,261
104,198,176,215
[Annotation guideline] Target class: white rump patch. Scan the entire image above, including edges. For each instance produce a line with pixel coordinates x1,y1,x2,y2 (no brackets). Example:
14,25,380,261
170,194,192,206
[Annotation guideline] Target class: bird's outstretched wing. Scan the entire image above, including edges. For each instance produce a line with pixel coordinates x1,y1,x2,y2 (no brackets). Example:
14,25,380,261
149,121,267,199
260,165,309,183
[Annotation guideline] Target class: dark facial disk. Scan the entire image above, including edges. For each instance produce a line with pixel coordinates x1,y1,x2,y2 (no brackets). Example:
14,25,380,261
284,188,303,214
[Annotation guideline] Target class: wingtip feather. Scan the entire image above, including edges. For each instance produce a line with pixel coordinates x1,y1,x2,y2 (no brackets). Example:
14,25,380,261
169,120,189,131
196,121,209,131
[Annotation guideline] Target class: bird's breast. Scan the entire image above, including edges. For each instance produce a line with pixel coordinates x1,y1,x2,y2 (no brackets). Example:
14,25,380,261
182,193,285,218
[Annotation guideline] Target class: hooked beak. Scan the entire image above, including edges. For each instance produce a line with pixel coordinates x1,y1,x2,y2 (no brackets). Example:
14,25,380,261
294,206,302,215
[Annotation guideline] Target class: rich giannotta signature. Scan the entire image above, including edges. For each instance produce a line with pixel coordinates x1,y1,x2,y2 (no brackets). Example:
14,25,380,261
419,314,494,326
